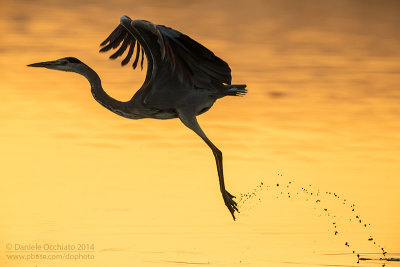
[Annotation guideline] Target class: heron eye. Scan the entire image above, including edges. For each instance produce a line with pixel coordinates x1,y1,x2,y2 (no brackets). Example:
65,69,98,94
60,60,68,65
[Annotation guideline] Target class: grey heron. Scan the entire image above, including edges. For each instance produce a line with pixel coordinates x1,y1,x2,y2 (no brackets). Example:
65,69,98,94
28,16,247,220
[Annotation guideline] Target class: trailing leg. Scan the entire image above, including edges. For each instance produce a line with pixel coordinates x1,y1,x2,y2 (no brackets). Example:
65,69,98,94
178,112,238,220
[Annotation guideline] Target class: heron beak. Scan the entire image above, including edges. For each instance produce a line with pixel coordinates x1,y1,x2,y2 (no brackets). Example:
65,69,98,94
27,60,58,68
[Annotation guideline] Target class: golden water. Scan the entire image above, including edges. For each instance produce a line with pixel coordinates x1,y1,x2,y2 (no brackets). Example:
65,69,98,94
1,0,399,266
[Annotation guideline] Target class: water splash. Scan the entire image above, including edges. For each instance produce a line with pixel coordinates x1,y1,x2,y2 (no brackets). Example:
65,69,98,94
237,174,396,263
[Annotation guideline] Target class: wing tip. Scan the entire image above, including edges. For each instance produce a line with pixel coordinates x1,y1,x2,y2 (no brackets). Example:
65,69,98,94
120,15,132,25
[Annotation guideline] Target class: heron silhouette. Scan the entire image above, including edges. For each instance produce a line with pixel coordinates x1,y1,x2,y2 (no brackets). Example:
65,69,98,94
28,16,246,220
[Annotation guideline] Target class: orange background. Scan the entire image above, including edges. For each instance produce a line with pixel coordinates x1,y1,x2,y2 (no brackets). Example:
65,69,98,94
1,0,399,266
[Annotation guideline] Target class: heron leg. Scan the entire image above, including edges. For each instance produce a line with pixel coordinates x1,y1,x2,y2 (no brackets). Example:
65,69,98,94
178,112,238,220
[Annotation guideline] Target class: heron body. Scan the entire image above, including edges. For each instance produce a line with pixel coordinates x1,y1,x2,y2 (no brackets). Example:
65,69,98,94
28,16,247,220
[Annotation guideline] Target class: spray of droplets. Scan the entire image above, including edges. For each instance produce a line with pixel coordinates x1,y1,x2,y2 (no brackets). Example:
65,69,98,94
236,174,397,263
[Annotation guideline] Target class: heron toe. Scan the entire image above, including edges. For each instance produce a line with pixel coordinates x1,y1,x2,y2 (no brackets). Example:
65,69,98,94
223,190,239,220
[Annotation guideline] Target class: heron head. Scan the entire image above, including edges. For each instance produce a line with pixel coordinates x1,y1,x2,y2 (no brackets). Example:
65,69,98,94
27,57,86,72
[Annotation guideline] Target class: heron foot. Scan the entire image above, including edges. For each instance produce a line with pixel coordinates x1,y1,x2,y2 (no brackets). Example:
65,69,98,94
223,190,239,220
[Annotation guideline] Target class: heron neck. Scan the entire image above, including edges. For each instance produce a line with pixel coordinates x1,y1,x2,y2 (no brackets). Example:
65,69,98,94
80,65,129,115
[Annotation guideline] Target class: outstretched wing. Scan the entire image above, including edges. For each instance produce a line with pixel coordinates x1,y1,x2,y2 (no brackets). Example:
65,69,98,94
156,25,232,89
100,16,232,90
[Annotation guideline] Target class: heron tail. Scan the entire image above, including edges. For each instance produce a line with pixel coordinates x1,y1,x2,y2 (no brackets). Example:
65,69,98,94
224,84,247,96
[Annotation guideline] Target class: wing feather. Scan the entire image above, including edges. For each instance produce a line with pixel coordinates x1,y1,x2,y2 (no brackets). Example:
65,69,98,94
156,25,232,88
100,25,124,46
109,34,129,59
141,48,145,70
132,43,140,69
100,27,126,53
100,17,232,92
121,40,135,66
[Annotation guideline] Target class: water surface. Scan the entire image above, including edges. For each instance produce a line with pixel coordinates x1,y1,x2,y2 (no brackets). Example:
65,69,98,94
1,0,399,266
